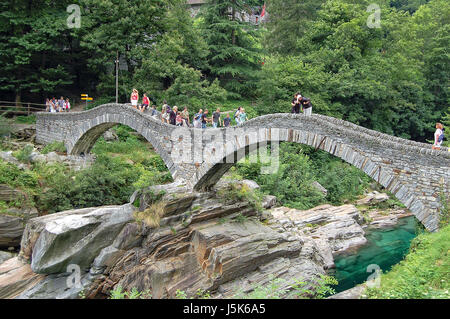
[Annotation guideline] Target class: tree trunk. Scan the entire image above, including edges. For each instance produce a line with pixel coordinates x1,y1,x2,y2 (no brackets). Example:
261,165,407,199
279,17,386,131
15,91,22,108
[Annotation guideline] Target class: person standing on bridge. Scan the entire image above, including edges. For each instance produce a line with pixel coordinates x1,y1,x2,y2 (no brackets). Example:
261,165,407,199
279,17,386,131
212,108,222,128
432,123,444,150
291,94,301,114
131,89,139,109
193,109,203,128
239,108,248,124
181,107,190,127
58,97,65,112
45,99,51,112
302,97,312,116
169,106,177,126
64,98,71,112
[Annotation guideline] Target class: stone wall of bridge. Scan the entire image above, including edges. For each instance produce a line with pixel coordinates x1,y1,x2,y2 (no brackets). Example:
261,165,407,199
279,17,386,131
36,104,450,231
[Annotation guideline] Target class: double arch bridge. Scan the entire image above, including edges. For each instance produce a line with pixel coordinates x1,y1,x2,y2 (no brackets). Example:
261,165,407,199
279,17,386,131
35,104,449,232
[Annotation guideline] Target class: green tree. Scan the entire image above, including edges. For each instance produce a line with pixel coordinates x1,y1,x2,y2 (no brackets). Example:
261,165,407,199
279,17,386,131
0,0,75,104
264,0,326,55
200,0,262,98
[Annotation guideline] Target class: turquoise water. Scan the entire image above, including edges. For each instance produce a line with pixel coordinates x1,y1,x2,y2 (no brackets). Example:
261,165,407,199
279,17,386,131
330,216,419,293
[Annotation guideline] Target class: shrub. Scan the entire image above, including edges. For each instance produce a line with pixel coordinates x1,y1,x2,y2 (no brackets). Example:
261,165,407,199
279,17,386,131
217,183,263,213
41,142,67,154
0,115,11,137
14,115,36,124
109,286,152,299
233,274,338,299
13,145,34,163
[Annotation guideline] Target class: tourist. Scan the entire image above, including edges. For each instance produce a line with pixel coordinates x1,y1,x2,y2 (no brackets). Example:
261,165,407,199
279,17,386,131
302,97,312,116
212,108,222,128
201,109,210,129
58,97,65,112
239,108,248,124
175,107,183,127
223,113,231,128
432,123,444,150
131,89,139,109
193,109,203,128
292,94,301,114
45,98,51,112
161,102,170,124
234,107,242,125
50,99,57,113
169,106,177,126
65,98,71,112
140,93,150,112
150,105,158,117
181,107,190,127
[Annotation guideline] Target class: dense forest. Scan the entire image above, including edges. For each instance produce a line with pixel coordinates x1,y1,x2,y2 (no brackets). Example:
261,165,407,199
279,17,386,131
0,0,448,142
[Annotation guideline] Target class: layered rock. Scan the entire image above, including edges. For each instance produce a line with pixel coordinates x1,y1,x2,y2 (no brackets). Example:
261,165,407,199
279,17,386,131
0,207,38,248
0,181,414,299
269,205,367,269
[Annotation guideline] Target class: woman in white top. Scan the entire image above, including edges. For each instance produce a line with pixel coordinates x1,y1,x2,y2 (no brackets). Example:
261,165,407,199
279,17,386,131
130,89,139,108
432,123,444,150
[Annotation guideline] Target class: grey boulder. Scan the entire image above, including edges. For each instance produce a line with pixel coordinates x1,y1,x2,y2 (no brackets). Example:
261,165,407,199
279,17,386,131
21,204,135,274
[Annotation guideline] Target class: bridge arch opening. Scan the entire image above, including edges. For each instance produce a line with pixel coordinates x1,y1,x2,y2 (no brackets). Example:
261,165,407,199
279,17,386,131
192,131,439,232
72,123,174,184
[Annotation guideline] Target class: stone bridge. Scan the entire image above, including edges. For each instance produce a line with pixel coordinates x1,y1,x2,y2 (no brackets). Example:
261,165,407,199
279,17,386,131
35,104,450,232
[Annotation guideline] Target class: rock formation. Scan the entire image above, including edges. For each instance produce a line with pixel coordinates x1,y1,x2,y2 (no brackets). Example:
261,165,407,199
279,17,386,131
0,180,414,299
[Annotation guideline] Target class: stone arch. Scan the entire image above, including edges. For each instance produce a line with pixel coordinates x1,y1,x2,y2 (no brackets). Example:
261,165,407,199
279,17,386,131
190,114,449,232
38,104,179,180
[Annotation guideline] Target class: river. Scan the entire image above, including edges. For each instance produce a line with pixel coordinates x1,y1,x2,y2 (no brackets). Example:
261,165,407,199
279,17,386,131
329,216,420,293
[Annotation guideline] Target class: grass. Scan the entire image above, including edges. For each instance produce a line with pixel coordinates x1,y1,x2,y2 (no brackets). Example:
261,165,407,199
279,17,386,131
364,224,450,299
216,183,263,213
134,201,167,228
14,115,36,124
41,141,66,154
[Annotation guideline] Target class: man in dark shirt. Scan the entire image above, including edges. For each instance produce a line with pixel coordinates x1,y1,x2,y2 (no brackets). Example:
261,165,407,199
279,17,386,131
212,108,222,128
169,107,177,125
223,113,231,127
302,98,312,116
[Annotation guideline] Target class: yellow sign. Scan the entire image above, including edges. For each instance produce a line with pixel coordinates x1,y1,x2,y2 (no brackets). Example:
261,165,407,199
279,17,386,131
81,94,89,97
81,97,93,101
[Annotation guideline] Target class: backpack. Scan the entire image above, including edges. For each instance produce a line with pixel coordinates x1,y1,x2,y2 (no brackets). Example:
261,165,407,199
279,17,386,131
438,131,445,143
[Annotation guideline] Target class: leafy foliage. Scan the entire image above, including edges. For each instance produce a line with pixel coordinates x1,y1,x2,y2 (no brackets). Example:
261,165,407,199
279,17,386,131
41,142,67,155
235,143,370,210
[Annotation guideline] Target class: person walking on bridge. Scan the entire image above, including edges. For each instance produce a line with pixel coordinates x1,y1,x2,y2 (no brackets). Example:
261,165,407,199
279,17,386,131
433,123,444,150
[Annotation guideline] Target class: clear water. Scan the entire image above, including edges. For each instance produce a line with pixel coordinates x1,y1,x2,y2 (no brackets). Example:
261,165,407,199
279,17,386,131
329,216,419,293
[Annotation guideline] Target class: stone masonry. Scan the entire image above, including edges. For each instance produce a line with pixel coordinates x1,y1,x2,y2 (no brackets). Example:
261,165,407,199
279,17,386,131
36,104,449,232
